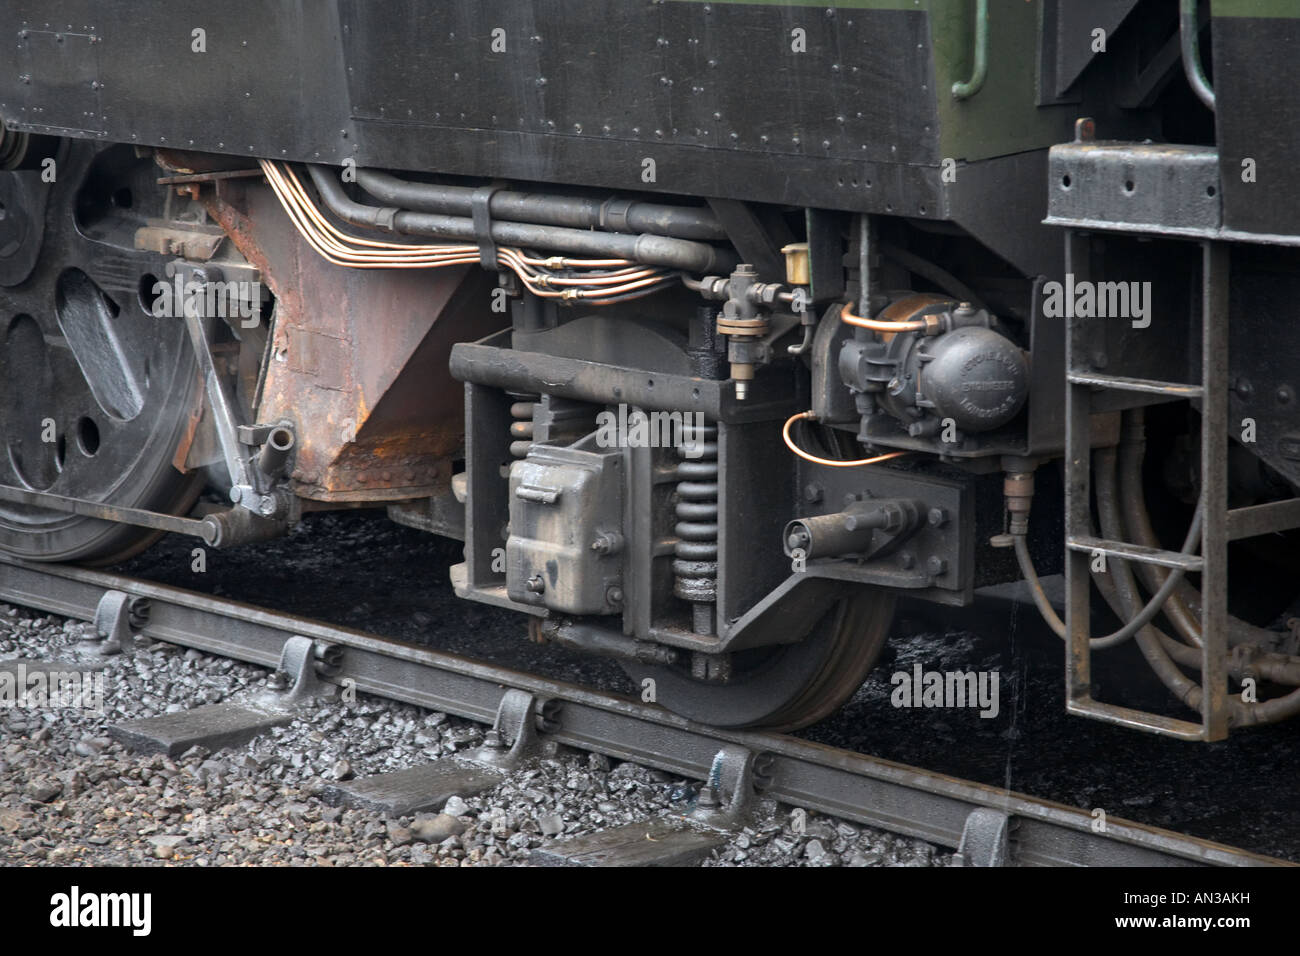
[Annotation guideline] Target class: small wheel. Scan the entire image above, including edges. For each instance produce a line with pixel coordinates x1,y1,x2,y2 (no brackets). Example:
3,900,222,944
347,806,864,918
621,589,896,732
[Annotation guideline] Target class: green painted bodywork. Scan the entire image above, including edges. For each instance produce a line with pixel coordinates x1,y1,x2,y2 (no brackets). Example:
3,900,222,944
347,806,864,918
667,0,925,8
681,0,1077,163
930,1,1072,162
1212,0,1300,17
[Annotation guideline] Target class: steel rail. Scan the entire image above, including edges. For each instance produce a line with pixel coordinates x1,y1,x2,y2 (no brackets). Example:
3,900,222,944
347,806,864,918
0,554,1286,868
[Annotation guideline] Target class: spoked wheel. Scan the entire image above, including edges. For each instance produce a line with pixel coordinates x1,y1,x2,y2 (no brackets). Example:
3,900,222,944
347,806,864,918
621,590,896,733
0,142,202,565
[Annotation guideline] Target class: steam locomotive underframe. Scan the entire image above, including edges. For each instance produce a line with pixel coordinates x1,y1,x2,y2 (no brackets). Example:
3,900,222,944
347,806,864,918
3,0,1300,739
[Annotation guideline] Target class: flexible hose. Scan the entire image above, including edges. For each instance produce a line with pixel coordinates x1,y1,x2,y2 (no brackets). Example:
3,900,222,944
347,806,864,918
1117,409,1284,652
1011,478,1203,650
1096,446,1300,726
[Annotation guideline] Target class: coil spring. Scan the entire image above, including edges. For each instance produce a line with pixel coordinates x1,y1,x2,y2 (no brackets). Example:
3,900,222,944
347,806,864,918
673,420,718,634
509,396,538,459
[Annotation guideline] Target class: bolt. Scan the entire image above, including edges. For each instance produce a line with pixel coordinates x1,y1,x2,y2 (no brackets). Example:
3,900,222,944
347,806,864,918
606,586,624,605
1278,386,1294,406
266,671,287,691
1091,351,1109,370
899,552,915,570
526,574,545,594
229,486,242,503
787,529,811,552
927,507,949,527
926,555,948,576
804,483,823,504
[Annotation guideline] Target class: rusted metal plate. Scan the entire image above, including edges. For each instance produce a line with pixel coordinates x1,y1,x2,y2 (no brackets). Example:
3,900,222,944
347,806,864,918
202,175,504,503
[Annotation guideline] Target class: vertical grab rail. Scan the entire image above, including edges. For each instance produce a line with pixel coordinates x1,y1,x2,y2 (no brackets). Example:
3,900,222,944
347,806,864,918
1180,0,1216,110
951,0,989,100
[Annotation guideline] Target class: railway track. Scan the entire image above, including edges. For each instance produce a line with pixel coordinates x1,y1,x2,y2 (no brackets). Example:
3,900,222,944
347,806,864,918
0,554,1287,868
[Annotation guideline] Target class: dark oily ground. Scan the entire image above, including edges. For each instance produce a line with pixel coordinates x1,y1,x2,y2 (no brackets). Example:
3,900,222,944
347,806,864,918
0,609,943,869
2,507,1288,865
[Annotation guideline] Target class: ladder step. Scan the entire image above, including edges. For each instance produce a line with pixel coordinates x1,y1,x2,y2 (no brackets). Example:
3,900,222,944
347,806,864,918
1066,371,1203,398
1067,535,1204,572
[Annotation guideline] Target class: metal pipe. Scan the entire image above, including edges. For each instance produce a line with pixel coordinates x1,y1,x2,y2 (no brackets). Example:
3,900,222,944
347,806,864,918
0,482,210,541
307,166,735,274
951,0,989,101
1179,0,1216,111
255,425,295,482
878,242,988,314
355,169,727,242
544,620,678,666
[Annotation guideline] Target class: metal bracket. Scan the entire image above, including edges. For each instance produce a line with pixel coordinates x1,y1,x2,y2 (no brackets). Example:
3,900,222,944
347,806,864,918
177,262,289,520
257,635,340,710
689,745,757,829
957,808,1014,867
1045,120,1221,238
471,182,507,271
467,689,547,769
82,590,146,659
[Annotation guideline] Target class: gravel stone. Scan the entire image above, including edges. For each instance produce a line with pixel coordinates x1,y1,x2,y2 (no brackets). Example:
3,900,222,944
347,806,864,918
412,813,465,843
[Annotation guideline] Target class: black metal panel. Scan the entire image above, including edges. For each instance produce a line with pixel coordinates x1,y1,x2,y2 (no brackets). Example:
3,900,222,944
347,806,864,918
1038,0,1143,102
339,0,938,168
1226,247,1300,489
1,1,355,160
0,1,944,215
789,463,974,603
716,417,793,630
1214,15,1300,239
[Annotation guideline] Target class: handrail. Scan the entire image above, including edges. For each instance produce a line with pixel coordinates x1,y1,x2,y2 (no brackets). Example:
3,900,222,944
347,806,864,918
1179,0,1216,111
951,0,989,100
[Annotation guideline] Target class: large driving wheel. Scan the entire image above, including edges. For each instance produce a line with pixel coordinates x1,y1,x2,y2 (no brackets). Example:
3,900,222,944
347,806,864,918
0,141,202,564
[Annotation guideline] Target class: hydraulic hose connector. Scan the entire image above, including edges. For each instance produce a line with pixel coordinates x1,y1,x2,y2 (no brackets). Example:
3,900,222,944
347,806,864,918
1005,471,1035,537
